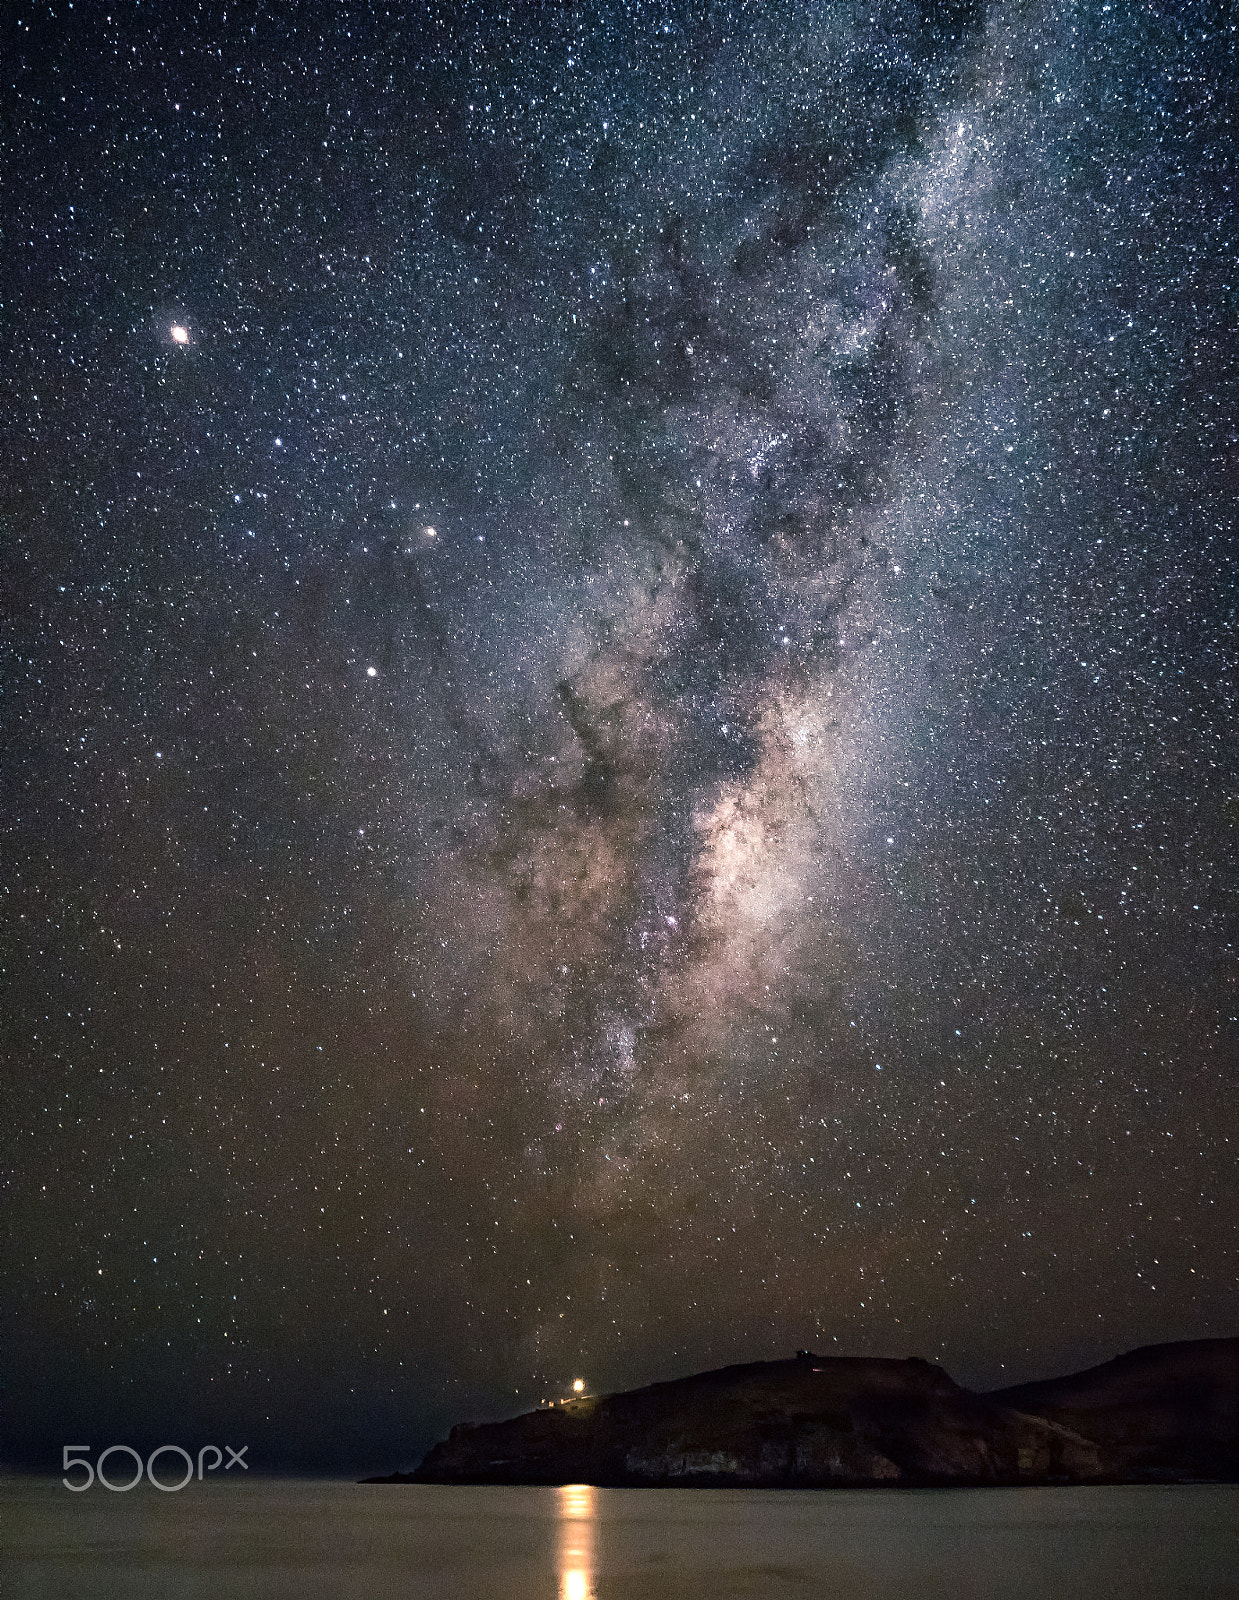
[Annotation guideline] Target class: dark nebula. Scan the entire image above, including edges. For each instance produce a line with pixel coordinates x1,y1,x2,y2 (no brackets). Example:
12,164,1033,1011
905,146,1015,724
2,1,1234,1470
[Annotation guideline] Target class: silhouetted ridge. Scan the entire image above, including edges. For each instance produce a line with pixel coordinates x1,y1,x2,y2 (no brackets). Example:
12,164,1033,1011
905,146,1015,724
372,1339,1238,1488
986,1337,1239,1482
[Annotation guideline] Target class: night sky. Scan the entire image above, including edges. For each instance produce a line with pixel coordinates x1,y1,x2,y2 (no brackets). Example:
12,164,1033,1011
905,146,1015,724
2,1,1235,1473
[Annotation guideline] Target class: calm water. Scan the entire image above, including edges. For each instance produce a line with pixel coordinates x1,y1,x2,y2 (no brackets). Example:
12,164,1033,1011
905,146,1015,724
3,1478,1236,1599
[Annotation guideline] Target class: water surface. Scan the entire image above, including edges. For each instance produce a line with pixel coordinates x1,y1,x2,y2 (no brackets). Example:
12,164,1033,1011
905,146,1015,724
4,1478,1236,1598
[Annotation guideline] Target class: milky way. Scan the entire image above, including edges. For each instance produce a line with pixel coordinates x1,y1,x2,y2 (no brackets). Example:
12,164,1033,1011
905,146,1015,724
3,1,1234,1470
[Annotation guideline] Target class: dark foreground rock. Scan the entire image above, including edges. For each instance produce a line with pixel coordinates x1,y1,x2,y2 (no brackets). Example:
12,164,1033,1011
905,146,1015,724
986,1336,1239,1483
391,1339,1238,1489
405,1353,1100,1488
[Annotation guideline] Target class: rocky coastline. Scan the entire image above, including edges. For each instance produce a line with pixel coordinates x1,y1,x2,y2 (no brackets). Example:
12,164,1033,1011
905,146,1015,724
366,1337,1238,1489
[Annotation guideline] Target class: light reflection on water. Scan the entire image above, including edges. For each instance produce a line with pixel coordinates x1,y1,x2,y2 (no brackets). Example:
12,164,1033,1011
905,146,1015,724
4,1478,1237,1598
556,1482,596,1600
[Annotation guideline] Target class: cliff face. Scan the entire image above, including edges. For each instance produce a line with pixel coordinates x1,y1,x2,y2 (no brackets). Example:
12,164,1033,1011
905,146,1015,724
411,1354,1103,1488
404,1339,1239,1488
986,1337,1239,1482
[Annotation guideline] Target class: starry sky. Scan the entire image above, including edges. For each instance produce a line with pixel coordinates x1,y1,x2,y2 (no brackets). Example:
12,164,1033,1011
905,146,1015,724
2,0,1235,1473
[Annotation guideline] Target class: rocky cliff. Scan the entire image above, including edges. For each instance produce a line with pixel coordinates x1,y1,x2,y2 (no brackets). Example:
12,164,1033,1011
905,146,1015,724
986,1336,1239,1482
404,1352,1101,1488
393,1338,1238,1488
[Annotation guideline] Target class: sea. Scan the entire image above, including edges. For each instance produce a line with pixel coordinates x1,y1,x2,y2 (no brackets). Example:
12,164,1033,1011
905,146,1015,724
3,1477,1236,1598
